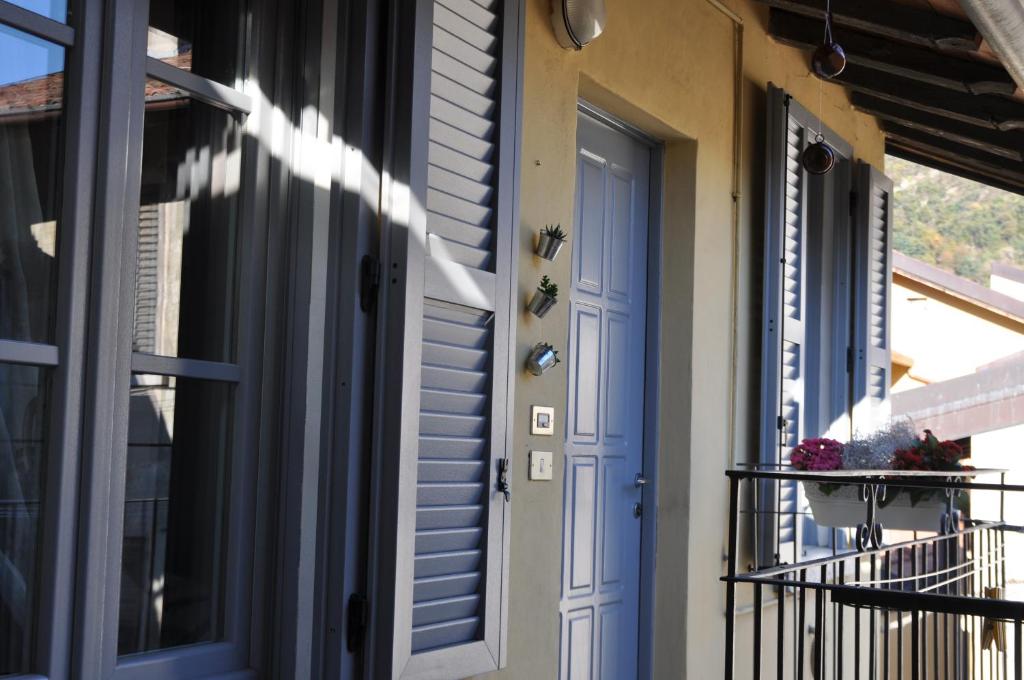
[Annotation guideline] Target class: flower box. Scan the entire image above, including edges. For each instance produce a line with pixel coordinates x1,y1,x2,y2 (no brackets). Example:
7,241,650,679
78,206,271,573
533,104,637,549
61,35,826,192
790,426,974,540
803,482,950,532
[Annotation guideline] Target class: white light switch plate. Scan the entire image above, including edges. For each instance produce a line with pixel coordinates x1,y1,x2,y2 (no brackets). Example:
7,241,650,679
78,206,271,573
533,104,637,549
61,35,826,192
529,450,554,480
531,405,555,435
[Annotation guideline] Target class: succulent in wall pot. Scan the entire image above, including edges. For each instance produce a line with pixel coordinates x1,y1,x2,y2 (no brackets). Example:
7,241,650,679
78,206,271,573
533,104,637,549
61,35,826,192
527,275,559,318
536,224,567,261
526,342,560,376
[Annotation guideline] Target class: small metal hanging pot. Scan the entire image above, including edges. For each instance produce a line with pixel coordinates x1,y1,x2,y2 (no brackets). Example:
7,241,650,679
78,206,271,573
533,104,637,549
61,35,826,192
536,231,567,261
527,289,558,318
526,342,560,376
811,0,846,79
812,41,847,79
802,133,836,175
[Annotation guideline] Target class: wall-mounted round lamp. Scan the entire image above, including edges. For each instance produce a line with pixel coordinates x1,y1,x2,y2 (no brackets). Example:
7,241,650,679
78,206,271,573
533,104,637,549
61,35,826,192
551,0,607,50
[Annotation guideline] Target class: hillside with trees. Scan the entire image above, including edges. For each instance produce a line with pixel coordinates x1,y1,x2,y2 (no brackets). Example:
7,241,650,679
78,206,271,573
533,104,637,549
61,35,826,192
888,155,1024,284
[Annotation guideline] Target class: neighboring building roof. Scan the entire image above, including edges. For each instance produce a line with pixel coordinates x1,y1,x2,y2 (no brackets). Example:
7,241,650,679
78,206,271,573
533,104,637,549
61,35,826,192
892,357,1024,440
892,351,914,369
978,349,1024,372
893,251,1024,329
992,261,1024,285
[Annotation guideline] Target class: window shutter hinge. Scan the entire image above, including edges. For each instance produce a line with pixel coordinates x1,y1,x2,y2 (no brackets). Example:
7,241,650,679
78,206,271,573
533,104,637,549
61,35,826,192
360,255,381,313
849,191,858,217
497,458,511,502
777,415,785,432
847,347,854,374
346,592,369,652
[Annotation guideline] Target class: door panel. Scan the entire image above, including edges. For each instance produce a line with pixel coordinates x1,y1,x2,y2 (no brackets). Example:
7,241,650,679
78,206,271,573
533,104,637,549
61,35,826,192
568,458,597,593
572,303,601,441
560,111,650,680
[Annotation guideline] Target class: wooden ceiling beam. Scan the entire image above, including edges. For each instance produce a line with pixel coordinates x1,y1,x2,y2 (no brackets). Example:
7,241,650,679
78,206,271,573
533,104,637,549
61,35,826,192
884,124,1024,188
852,92,1023,162
768,9,1016,96
756,0,979,51
837,64,1024,132
887,143,1024,196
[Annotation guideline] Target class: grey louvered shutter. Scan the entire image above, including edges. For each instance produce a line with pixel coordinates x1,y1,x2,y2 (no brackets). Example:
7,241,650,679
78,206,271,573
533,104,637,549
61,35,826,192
852,163,894,434
759,85,816,566
373,0,521,677
132,205,160,354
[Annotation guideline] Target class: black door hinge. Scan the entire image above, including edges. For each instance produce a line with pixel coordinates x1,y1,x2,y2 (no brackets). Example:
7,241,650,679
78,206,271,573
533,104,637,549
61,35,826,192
849,191,858,217
777,415,785,432
347,593,368,652
497,458,511,502
847,347,854,374
360,255,381,313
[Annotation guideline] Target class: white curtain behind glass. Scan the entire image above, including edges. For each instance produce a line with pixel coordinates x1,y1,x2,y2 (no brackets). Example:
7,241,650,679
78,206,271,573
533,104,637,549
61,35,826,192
0,120,48,670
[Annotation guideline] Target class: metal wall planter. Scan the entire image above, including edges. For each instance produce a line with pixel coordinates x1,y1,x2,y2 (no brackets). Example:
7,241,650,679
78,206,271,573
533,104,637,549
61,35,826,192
526,342,560,375
527,289,557,318
535,231,566,261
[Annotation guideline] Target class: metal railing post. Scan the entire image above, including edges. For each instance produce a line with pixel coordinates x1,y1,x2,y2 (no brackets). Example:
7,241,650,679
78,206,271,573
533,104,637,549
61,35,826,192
725,474,740,679
721,468,1020,680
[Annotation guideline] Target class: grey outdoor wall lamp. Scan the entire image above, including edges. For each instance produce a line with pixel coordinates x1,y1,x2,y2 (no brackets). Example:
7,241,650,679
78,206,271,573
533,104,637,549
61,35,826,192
551,0,607,50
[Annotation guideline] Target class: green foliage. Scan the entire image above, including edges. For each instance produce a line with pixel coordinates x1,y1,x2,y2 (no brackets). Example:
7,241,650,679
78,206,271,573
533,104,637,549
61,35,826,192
888,155,1024,284
544,224,567,241
539,275,558,299
540,342,561,364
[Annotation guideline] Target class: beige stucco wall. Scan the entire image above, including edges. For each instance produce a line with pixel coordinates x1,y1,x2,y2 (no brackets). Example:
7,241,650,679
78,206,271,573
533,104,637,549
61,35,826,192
483,1,885,678
891,277,1024,390
968,427,1024,600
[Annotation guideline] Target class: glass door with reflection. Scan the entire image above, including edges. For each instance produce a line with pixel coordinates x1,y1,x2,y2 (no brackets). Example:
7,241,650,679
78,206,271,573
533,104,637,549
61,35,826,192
117,0,250,662
0,10,68,676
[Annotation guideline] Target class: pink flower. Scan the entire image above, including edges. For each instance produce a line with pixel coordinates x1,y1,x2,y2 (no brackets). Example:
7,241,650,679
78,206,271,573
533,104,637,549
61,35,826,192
790,438,844,472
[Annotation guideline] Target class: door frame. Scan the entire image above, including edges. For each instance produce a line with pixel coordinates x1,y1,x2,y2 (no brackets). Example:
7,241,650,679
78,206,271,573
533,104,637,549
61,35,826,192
574,100,664,680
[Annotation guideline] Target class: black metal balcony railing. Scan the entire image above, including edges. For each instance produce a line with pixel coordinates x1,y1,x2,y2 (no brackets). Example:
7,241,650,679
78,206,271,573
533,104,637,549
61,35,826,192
723,469,1022,680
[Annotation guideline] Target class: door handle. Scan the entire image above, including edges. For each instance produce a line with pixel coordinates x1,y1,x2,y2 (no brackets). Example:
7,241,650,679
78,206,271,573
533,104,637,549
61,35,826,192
634,473,648,488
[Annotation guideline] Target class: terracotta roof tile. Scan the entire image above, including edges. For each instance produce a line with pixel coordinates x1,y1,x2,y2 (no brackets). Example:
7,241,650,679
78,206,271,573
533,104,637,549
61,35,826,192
0,52,193,118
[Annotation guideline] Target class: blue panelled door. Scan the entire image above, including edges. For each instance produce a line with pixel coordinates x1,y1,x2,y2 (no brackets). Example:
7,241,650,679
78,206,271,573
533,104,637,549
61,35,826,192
559,110,650,680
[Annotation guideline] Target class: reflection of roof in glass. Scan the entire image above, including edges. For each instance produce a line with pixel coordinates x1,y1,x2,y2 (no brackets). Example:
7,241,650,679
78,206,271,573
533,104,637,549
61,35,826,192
0,71,63,117
0,52,192,119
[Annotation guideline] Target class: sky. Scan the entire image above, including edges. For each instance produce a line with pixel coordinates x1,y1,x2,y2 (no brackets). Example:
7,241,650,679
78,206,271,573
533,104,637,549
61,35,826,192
0,2,68,87
7,0,65,22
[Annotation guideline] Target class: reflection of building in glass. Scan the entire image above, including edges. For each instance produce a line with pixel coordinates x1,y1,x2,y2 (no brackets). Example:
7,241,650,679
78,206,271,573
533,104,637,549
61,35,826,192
134,202,185,357
120,375,231,655
0,365,47,674
0,55,64,346
120,378,174,653
0,28,64,674
120,56,239,655
1,42,237,660
133,54,195,361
